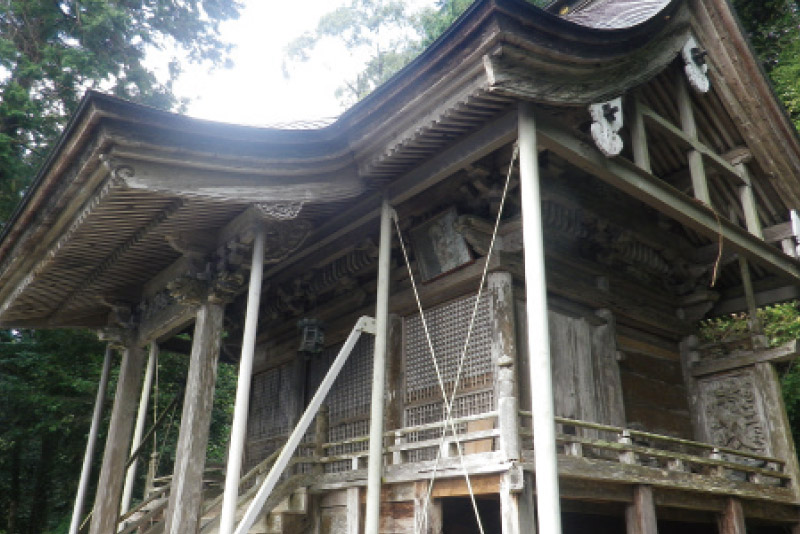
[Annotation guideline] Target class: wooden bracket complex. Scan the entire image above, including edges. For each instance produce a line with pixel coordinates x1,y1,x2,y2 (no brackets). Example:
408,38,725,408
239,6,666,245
589,97,624,157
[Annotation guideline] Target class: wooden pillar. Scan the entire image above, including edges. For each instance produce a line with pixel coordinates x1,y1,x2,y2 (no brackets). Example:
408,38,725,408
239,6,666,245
677,77,711,206
519,101,562,534
164,301,225,534
630,100,651,173
753,362,800,500
501,468,535,534
625,485,657,534
346,487,360,534
414,481,442,534
717,498,745,534
385,314,405,462
89,342,146,534
490,271,521,461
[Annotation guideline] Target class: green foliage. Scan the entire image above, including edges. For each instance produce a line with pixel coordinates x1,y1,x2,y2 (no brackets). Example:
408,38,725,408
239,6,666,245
0,2,242,532
700,302,800,451
0,0,242,225
732,0,800,129
285,0,551,107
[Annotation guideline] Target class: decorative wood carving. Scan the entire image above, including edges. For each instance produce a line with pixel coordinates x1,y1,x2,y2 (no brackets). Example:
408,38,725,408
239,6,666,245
698,370,768,454
589,97,624,157
682,36,710,93
255,201,305,221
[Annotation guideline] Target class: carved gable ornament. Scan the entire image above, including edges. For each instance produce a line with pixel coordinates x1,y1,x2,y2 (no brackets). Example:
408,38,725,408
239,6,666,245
589,97,623,157
682,36,710,93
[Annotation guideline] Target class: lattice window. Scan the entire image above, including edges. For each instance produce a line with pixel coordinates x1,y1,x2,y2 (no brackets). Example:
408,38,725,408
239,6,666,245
403,293,495,461
308,336,374,473
245,363,293,469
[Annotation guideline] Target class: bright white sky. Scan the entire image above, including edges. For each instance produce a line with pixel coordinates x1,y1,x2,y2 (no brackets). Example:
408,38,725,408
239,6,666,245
173,0,435,127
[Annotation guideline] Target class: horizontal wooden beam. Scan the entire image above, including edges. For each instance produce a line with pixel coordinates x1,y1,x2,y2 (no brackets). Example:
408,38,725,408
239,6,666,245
692,340,800,377
109,157,364,204
535,113,800,283
712,283,800,316
638,102,745,185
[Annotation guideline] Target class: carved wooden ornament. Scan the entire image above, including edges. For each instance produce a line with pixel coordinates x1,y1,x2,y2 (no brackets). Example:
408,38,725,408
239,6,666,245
589,97,623,157
682,36,710,93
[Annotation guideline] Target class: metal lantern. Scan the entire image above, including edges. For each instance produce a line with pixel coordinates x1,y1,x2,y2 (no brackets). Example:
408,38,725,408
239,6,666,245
297,318,325,354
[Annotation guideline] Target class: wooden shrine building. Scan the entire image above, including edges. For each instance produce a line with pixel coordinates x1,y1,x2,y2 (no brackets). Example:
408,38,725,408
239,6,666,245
4,0,800,533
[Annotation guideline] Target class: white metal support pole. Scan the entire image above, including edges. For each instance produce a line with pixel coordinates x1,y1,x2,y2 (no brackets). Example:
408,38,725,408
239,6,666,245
120,342,158,516
518,102,563,534
69,344,113,534
219,225,266,534
364,195,392,534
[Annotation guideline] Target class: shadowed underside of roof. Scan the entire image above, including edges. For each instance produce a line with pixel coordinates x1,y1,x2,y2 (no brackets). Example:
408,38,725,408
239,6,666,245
561,0,672,29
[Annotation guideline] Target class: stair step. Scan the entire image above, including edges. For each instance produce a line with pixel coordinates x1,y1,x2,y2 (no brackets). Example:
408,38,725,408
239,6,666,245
271,488,308,515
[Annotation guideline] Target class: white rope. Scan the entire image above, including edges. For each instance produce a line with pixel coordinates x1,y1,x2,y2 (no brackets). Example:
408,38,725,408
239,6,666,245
396,143,519,534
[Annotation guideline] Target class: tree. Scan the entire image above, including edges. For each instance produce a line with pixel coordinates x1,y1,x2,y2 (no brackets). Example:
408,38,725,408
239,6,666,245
732,0,800,128
0,2,242,532
284,0,422,106
284,0,550,108
0,0,242,224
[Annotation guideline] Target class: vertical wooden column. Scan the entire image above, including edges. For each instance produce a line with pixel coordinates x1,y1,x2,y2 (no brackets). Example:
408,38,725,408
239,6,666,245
414,481,442,534
164,302,225,534
519,101,562,534
121,342,158,515
89,342,146,534
364,196,393,534
220,226,266,534
346,487,361,534
676,78,711,206
753,362,800,500
69,344,113,534
717,498,745,534
490,271,521,462
500,468,535,534
630,99,651,173
385,314,405,461
625,485,657,534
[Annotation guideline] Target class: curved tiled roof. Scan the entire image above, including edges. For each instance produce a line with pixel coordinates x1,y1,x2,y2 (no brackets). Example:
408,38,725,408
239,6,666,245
563,0,672,29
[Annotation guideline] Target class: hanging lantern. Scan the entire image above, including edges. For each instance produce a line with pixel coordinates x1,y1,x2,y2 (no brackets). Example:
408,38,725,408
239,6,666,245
297,318,325,354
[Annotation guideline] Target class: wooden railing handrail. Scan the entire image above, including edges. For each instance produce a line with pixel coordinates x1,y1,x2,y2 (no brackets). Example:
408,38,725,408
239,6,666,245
518,411,785,467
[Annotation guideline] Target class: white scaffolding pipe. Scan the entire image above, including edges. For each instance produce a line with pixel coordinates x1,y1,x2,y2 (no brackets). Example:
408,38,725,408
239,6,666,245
234,316,375,534
364,196,392,534
518,102,563,534
219,226,266,534
69,344,113,534
120,342,158,516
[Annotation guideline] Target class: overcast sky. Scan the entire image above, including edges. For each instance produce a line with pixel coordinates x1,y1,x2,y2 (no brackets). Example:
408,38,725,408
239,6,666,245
173,0,434,127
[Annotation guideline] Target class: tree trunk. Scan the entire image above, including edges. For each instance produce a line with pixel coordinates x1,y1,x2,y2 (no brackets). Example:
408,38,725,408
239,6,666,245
7,440,21,534
27,434,55,534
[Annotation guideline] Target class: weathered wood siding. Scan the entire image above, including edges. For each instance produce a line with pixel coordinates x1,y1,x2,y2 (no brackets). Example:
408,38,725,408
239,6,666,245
617,328,693,438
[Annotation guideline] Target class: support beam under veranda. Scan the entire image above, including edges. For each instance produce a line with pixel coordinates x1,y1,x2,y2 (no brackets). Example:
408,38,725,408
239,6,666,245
518,101,563,534
69,344,113,534
364,195,393,534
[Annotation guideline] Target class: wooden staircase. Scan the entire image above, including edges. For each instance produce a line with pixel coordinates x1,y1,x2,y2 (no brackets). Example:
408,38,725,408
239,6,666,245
117,452,313,534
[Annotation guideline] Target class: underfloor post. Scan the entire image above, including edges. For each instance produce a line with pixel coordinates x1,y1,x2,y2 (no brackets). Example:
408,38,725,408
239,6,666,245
219,226,266,534
625,485,657,534
717,498,745,534
120,342,158,515
365,195,392,534
164,302,225,534
519,102,562,534
69,344,113,534
89,342,146,534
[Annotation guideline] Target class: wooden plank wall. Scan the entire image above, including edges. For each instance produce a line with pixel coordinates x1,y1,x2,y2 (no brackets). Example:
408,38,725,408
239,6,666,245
616,326,693,439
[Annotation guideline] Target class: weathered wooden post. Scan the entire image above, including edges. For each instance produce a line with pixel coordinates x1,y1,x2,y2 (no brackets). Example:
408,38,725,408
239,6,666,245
89,341,146,534
120,342,158,515
219,225,266,534
163,299,225,534
364,195,393,534
69,344,113,534
519,101,562,534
